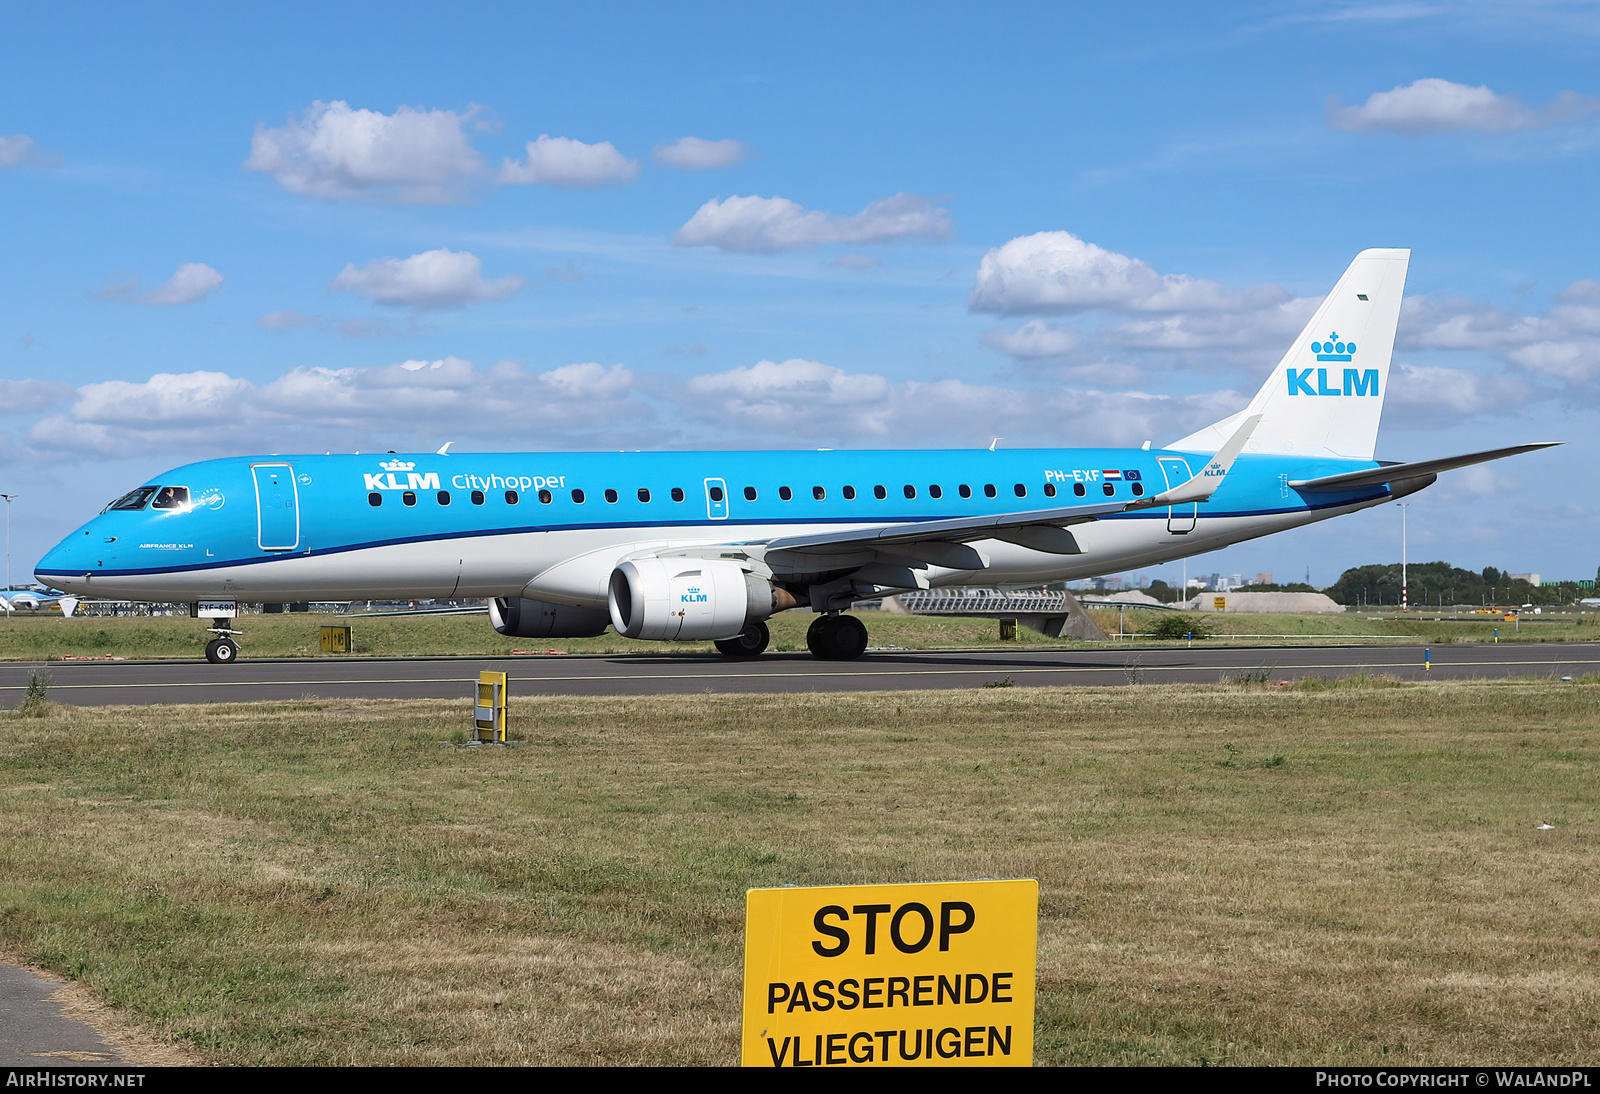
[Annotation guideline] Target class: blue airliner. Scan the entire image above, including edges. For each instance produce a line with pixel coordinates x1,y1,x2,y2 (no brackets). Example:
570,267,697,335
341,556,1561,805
35,250,1555,663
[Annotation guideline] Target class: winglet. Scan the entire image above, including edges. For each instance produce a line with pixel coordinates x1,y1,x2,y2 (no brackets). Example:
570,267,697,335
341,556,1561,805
1131,413,1261,509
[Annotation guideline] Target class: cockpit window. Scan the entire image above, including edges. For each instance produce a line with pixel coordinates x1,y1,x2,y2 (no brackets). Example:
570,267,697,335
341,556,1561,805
150,486,190,510
103,486,159,512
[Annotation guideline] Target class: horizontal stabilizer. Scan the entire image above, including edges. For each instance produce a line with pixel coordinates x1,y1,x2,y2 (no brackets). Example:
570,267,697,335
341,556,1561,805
1289,442,1562,492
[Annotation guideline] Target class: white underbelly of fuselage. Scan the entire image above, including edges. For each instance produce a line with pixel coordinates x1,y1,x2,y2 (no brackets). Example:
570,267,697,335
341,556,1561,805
62,500,1380,604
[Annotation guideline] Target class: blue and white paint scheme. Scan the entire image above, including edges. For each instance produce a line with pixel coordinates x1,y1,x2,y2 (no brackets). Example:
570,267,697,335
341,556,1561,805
34,250,1557,662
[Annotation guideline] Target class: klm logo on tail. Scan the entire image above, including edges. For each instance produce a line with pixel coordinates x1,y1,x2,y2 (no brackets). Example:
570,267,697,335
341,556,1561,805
1288,333,1379,397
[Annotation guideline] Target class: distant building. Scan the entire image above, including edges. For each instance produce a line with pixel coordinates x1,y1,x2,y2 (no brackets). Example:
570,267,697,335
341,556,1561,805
1254,572,1273,586
1509,572,1540,586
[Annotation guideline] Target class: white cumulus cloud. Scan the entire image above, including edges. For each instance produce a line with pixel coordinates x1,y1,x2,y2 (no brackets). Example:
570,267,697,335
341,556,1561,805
0,379,74,415
1384,363,1540,428
25,358,653,461
653,137,747,170
70,371,254,427
245,100,487,203
674,193,951,253
329,249,525,310
499,135,639,188
99,263,224,306
982,320,1079,360
1328,78,1600,135
968,232,1288,316
143,263,225,306
1401,290,1600,384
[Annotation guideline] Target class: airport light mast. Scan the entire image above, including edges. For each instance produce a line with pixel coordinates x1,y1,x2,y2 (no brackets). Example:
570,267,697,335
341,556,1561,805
1398,502,1409,612
0,494,15,614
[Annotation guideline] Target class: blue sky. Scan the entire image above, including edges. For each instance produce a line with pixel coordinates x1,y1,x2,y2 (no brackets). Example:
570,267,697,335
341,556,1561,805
3,1,1598,587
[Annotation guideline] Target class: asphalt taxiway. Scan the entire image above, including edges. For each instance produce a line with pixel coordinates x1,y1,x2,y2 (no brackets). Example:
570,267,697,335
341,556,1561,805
1,642,1597,705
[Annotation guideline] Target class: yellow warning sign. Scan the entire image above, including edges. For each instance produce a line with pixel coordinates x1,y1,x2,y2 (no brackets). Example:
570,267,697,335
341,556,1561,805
474,670,507,743
1213,595,1227,611
741,879,1037,1067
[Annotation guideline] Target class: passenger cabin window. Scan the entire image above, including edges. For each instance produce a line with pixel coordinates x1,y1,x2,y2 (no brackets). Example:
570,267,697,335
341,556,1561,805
843,485,856,500
506,490,519,504
572,489,586,503
874,485,887,499
903,484,917,499
1073,483,1086,497
813,486,826,500
779,486,793,501
1043,483,1057,498
958,484,972,499
671,487,684,502
929,484,943,499
1132,482,1145,496
472,490,485,505
708,485,724,502
638,488,651,503
105,486,159,512
744,486,757,501
151,486,189,510
403,491,417,507
1014,483,1027,498
438,490,451,505
605,489,619,503
368,492,382,507
539,489,553,504
1102,483,1115,497
984,484,997,498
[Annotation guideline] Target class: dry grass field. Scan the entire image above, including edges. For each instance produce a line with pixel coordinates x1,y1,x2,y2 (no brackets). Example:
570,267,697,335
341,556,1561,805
1,679,1597,1065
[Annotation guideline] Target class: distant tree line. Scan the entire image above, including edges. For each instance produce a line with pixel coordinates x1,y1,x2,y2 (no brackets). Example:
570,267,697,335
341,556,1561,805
1323,562,1593,607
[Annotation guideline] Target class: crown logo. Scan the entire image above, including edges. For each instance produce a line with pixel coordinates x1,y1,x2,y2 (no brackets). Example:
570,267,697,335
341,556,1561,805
379,459,416,472
1311,332,1355,362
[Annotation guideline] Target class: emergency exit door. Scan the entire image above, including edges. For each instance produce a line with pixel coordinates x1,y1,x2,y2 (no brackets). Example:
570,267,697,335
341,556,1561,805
253,463,300,551
704,477,728,520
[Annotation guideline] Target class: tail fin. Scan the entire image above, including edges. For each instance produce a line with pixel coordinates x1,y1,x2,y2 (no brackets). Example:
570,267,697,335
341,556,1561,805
1167,248,1410,460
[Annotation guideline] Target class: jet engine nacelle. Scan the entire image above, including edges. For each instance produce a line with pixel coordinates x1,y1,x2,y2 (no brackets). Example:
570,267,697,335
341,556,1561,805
608,558,780,641
489,596,612,639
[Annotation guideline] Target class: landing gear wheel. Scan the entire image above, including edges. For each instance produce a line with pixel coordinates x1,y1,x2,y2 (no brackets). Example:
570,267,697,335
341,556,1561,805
806,614,869,660
714,620,770,658
205,637,239,664
806,615,833,658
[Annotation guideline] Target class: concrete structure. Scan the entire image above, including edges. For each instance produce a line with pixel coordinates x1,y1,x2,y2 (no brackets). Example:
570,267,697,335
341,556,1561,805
1183,591,1343,613
893,588,1109,640
1080,590,1169,609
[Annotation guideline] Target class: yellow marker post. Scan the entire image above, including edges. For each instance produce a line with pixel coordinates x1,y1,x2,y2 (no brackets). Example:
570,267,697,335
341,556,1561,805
474,670,507,743
742,879,1037,1067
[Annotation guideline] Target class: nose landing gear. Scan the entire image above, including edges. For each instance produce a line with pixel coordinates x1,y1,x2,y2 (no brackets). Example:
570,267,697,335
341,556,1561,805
201,617,243,664
806,613,869,660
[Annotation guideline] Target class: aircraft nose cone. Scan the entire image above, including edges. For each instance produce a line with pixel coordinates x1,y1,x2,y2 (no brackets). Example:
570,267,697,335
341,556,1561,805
35,534,91,592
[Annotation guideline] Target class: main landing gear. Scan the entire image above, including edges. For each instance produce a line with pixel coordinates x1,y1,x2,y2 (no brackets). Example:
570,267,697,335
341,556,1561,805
710,614,871,660
806,613,869,661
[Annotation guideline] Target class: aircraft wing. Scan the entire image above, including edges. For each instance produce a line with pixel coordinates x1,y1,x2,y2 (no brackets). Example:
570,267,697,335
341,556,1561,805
1288,442,1561,492
758,414,1262,561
